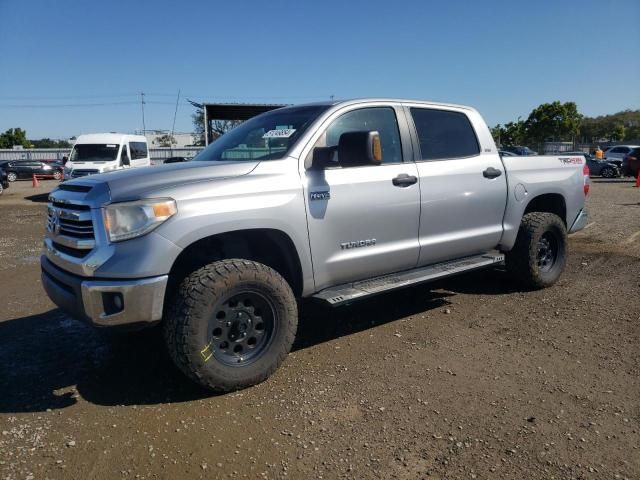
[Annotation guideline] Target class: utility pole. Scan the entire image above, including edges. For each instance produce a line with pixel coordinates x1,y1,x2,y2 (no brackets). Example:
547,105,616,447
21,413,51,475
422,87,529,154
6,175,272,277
140,92,146,135
170,89,181,140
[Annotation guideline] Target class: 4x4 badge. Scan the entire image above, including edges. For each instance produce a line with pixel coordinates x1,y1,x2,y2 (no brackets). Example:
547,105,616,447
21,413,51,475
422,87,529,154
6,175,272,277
310,191,330,201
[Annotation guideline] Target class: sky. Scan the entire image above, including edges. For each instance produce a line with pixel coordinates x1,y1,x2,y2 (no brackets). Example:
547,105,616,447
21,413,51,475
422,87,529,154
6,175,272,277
0,0,638,139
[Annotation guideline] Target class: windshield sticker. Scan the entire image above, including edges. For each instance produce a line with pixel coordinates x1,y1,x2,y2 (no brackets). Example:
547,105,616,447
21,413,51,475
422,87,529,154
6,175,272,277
106,144,118,148
263,129,296,139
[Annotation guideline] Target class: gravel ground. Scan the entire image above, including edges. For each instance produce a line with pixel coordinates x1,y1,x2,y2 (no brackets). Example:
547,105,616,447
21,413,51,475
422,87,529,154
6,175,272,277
0,179,638,480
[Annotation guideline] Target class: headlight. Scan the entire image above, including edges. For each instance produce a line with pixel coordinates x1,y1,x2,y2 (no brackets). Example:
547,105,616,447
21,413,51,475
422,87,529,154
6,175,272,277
42,164,52,170
103,198,177,242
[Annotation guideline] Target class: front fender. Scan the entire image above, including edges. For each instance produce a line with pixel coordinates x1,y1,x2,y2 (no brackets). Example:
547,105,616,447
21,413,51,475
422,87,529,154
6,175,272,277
155,159,315,295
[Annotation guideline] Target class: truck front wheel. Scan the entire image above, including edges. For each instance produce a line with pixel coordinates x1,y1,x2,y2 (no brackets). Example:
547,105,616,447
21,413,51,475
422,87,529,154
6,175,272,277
164,259,298,392
506,212,567,289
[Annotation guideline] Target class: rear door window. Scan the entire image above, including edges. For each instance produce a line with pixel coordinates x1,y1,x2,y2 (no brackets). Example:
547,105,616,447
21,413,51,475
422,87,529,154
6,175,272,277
129,142,148,160
410,108,480,160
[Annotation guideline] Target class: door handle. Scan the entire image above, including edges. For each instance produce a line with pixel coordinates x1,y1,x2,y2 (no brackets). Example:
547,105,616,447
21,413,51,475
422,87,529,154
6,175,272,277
483,167,502,179
392,174,418,187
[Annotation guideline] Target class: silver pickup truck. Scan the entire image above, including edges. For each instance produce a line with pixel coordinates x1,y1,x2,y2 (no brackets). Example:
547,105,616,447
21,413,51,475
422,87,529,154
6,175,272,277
41,99,589,391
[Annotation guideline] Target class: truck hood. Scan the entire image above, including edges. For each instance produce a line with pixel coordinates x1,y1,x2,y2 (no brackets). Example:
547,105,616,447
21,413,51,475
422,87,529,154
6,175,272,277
65,161,259,203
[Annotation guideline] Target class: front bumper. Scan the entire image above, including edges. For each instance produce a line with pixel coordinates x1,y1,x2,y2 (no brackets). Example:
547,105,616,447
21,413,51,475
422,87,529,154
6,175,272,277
569,208,589,233
41,256,168,327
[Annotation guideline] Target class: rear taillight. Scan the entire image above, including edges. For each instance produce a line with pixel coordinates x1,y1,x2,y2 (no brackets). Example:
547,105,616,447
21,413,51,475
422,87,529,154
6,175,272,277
583,163,590,195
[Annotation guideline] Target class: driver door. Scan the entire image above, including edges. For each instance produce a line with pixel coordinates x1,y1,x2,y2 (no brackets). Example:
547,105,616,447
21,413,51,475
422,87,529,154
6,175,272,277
303,105,421,291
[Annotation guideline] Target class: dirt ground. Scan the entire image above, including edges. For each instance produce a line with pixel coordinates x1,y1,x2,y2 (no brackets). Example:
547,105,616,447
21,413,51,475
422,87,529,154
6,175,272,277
0,178,639,480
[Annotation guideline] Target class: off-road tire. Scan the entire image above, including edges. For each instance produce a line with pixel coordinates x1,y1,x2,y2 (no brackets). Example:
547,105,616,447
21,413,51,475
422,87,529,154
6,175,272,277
164,259,298,392
506,212,567,290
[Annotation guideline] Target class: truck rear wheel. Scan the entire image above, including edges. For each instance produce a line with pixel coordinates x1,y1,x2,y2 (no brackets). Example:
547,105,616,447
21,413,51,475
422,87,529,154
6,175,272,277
164,259,298,392
506,212,567,290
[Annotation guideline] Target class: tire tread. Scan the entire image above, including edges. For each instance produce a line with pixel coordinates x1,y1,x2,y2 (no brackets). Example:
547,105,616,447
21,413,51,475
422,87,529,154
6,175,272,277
164,259,297,392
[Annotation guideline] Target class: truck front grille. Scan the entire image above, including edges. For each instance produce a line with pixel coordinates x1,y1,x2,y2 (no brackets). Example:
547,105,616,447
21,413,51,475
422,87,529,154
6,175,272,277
47,203,96,258
71,169,99,178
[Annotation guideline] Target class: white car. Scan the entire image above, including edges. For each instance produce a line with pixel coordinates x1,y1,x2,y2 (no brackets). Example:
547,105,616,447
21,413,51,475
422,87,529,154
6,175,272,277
604,145,640,164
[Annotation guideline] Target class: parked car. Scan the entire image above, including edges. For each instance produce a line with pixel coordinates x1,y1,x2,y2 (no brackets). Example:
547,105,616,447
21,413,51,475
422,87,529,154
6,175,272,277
1,160,63,181
42,98,589,393
0,167,8,195
621,147,640,178
604,145,639,166
502,146,537,156
562,151,620,178
498,150,517,157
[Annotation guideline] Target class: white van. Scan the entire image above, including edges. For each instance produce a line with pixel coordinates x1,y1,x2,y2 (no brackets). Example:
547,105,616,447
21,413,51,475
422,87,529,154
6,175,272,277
64,133,150,180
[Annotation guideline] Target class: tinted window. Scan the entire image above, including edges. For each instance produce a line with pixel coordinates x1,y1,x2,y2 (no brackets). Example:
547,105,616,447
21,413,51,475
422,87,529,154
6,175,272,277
129,141,148,160
71,144,119,162
322,107,403,164
410,108,480,160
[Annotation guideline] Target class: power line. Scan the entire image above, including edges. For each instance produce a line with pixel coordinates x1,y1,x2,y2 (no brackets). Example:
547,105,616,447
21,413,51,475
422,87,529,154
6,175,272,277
0,101,140,108
0,93,140,100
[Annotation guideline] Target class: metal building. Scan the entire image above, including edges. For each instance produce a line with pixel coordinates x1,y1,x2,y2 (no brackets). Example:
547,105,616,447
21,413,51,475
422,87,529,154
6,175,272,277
189,101,287,145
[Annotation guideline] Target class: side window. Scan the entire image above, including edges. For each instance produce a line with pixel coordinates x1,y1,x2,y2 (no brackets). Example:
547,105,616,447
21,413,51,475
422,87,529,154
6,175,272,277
320,107,403,165
410,108,480,160
129,142,148,160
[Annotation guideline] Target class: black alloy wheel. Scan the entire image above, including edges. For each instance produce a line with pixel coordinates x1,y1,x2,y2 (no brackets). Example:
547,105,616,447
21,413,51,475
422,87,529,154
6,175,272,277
536,232,558,273
207,291,276,366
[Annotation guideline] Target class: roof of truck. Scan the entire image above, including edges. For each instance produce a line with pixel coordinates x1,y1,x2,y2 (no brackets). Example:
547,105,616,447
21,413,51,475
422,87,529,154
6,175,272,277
74,133,147,144
293,98,476,111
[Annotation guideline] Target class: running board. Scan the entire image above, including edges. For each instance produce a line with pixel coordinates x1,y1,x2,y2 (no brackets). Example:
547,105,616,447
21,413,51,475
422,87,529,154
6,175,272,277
312,251,505,306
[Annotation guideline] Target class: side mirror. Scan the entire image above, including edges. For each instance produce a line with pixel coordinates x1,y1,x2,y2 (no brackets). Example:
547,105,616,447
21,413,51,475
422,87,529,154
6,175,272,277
310,146,337,170
309,130,383,170
337,131,382,167
122,153,130,166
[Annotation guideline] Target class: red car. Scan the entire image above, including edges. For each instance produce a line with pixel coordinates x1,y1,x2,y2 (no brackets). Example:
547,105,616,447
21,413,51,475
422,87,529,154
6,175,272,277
622,147,640,178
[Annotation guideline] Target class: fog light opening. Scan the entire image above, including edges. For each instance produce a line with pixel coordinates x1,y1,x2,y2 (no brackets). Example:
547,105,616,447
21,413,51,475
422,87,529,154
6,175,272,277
102,292,124,316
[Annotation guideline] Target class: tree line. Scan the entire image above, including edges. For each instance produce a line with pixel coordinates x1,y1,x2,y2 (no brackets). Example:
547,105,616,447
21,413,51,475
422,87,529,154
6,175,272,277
0,128,72,149
491,101,640,148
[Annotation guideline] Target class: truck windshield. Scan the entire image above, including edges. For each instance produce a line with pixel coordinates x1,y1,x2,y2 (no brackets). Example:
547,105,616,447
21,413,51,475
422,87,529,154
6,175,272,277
193,105,330,162
70,144,120,162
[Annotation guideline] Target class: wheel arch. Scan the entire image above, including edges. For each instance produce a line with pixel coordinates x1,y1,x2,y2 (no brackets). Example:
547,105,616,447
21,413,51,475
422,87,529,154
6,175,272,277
167,228,305,299
523,193,567,226
500,191,569,251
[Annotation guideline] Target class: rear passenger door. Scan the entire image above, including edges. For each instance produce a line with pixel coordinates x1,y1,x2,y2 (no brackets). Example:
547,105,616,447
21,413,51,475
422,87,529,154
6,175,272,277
406,106,507,266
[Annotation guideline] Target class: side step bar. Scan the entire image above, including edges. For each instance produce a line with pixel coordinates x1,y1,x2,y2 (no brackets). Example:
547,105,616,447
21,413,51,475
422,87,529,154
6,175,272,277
312,251,505,306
